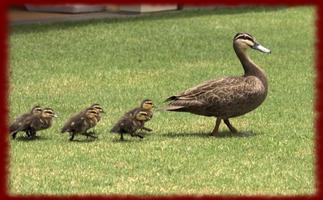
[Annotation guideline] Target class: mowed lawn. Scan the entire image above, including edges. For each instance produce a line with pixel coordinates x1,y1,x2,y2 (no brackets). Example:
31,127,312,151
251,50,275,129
8,6,315,195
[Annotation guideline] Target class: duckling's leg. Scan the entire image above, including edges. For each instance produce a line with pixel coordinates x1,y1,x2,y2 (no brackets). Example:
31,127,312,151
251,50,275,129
223,119,238,133
29,130,37,139
120,133,124,141
26,130,31,138
211,118,221,136
69,132,75,141
11,132,18,139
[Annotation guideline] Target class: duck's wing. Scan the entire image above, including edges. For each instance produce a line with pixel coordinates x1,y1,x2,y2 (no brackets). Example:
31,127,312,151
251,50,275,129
165,76,263,110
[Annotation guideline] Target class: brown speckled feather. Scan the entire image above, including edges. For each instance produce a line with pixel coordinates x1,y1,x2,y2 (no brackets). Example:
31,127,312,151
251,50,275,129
166,75,267,118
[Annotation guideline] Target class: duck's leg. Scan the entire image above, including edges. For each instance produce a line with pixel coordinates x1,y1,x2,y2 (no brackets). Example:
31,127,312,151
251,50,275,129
211,118,221,136
224,119,238,133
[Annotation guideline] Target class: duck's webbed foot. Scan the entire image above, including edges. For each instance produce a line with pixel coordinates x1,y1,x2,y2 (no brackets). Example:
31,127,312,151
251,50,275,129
224,119,238,133
211,118,221,136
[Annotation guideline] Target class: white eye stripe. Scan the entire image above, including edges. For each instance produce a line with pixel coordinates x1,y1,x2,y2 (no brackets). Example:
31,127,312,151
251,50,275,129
237,35,253,41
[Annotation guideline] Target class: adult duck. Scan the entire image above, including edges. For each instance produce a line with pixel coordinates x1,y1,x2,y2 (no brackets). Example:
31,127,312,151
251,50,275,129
165,32,271,135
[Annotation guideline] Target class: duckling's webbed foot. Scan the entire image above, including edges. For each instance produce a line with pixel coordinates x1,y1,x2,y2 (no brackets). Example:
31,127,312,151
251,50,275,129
224,119,238,133
211,118,221,136
86,133,98,139
136,134,144,139
130,132,144,139
142,127,152,132
83,131,98,139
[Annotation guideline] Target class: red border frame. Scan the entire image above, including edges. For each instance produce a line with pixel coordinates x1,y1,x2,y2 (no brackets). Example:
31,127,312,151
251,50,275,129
1,1,321,199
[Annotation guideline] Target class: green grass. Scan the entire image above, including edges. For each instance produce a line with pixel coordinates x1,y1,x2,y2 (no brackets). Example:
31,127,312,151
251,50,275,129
9,6,315,195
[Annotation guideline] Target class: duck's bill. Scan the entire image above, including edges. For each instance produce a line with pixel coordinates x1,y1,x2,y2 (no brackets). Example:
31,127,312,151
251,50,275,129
252,43,271,53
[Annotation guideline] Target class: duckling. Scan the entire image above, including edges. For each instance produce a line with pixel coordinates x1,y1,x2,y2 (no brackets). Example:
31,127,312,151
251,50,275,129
110,110,151,141
27,107,57,138
9,105,43,139
61,107,100,141
165,33,271,135
124,99,154,131
11,107,57,139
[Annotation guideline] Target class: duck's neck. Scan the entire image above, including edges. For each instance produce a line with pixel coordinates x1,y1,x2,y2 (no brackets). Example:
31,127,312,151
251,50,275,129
234,44,268,89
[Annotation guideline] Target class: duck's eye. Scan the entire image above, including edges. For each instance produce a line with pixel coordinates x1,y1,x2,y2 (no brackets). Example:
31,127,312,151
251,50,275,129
237,35,252,41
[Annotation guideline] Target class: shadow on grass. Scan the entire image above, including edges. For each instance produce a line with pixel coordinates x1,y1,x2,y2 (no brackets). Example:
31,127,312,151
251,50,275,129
110,133,146,143
162,130,260,138
213,130,259,138
14,135,49,142
69,137,98,143
10,6,286,34
111,138,144,143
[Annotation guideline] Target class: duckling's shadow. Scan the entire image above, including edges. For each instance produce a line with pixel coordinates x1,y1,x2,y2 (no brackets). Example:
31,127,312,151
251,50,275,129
111,137,145,143
14,135,49,142
69,139,97,143
163,131,259,138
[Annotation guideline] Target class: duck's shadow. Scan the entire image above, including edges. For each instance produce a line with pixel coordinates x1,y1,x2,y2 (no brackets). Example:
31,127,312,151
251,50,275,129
162,130,259,138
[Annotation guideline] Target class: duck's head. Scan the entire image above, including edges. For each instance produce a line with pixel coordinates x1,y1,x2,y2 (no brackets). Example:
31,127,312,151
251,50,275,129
42,108,57,118
90,103,105,113
135,111,151,121
31,105,43,115
85,107,99,119
141,99,154,110
233,32,271,54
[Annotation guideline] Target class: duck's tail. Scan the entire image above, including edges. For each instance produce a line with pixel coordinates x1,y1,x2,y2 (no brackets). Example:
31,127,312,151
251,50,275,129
164,96,178,102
